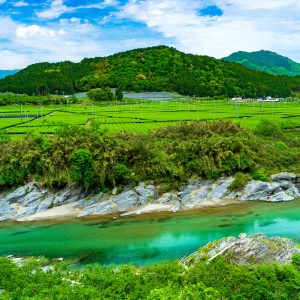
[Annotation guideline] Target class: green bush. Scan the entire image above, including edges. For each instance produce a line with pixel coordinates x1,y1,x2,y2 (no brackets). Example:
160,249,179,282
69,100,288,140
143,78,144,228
87,87,114,102
0,120,299,190
229,173,252,191
69,149,94,189
251,170,270,182
255,119,284,138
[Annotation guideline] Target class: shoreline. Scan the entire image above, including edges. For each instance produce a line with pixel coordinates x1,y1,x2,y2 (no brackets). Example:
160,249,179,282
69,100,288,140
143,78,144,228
1,172,299,224
1,198,297,227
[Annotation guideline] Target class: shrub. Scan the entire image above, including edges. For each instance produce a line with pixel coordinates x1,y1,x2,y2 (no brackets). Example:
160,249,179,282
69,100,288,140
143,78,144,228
229,173,251,191
292,254,300,267
87,87,114,102
251,170,270,182
255,120,284,138
69,149,94,189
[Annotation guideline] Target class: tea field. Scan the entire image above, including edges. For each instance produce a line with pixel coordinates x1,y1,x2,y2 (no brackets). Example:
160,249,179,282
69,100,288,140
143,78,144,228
0,98,300,138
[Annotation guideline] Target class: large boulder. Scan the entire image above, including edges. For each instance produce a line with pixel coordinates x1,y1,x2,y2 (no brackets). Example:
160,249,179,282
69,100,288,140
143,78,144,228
135,183,158,205
115,190,140,211
240,179,299,202
181,234,299,267
271,172,296,182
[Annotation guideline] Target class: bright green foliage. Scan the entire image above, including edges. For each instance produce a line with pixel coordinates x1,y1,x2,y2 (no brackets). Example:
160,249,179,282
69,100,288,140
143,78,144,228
229,173,252,191
0,93,69,106
251,170,270,182
224,50,300,76
1,257,300,299
255,119,285,138
1,46,300,97
87,87,114,102
69,149,94,189
0,120,299,190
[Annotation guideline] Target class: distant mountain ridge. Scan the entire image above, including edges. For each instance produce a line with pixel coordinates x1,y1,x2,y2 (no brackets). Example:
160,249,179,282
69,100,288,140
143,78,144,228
223,50,300,76
0,69,20,79
0,46,300,97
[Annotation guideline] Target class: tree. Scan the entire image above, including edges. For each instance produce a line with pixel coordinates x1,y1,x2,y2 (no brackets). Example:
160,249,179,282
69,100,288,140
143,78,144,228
87,87,114,102
69,149,94,189
115,88,124,101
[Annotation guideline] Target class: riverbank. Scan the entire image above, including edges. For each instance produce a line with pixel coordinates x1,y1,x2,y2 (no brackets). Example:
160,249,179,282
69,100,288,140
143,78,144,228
2,200,300,266
0,172,299,223
1,232,300,299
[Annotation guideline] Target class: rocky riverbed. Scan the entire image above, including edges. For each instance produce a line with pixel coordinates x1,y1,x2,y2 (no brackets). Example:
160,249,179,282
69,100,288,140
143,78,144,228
0,172,299,222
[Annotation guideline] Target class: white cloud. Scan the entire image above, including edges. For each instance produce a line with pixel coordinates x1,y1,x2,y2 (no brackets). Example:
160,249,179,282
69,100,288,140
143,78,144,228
0,50,29,69
37,0,118,19
0,16,105,68
12,0,28,7
115,0,300,60
16,25,56,38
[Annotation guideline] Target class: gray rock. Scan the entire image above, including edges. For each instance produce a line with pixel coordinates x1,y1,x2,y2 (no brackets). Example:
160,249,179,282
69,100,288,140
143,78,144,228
181,234,298,267
158,193,178,204
115,190,139,211
240,181,281,201
170,203,181,212
271,172,296,182
18,200,41,217
210,178,234,200
240,179,299,202
1,183,36,204
21,190,46,207
0,200,15,221
182,181,212,208
53,187,84,206
135,183,158,205
180,179,201,204
279,181,291,190
37,196,54,212
79,199,116,217
269,191,294,202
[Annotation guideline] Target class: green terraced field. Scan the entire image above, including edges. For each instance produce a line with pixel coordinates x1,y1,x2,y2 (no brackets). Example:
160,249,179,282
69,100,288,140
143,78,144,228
1,98,300,137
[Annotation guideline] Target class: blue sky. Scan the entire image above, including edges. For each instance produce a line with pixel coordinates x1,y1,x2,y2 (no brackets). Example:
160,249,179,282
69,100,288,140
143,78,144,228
0,0,300,69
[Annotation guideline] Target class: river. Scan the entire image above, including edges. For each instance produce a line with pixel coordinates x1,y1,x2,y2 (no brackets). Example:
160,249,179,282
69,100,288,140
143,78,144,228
1,200,300,265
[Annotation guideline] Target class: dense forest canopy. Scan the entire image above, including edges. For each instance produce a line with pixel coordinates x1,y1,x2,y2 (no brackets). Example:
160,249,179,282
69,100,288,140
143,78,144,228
0,46,300,97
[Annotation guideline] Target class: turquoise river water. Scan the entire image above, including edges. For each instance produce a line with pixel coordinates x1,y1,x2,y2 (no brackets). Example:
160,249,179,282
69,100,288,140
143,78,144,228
1,200,300,265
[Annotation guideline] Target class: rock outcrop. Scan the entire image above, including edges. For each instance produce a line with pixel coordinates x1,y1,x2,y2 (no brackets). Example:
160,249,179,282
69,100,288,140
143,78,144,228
180,234,300,267
0,172,299,221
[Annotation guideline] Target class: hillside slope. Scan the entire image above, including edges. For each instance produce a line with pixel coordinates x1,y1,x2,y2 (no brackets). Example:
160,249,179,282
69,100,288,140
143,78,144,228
0,46,299,97
224,50,300,76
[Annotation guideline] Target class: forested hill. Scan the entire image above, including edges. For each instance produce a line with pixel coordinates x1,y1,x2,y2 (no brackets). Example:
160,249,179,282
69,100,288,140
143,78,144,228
0,46,300,97
224,50,300,77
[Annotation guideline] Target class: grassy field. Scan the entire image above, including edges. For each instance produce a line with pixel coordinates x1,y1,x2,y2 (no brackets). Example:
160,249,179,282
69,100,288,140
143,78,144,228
0,98,300,137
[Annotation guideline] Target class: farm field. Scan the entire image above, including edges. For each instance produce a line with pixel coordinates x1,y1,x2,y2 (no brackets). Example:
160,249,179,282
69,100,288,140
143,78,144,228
0,98,300,137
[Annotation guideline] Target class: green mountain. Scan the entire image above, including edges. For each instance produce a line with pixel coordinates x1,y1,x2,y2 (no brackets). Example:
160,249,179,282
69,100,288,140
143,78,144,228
0,46,300,97
223,50,300,76
0,69,20,79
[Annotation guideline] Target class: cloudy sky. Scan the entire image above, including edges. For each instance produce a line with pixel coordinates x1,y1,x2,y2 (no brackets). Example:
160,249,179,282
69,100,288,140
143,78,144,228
0,0,300,69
